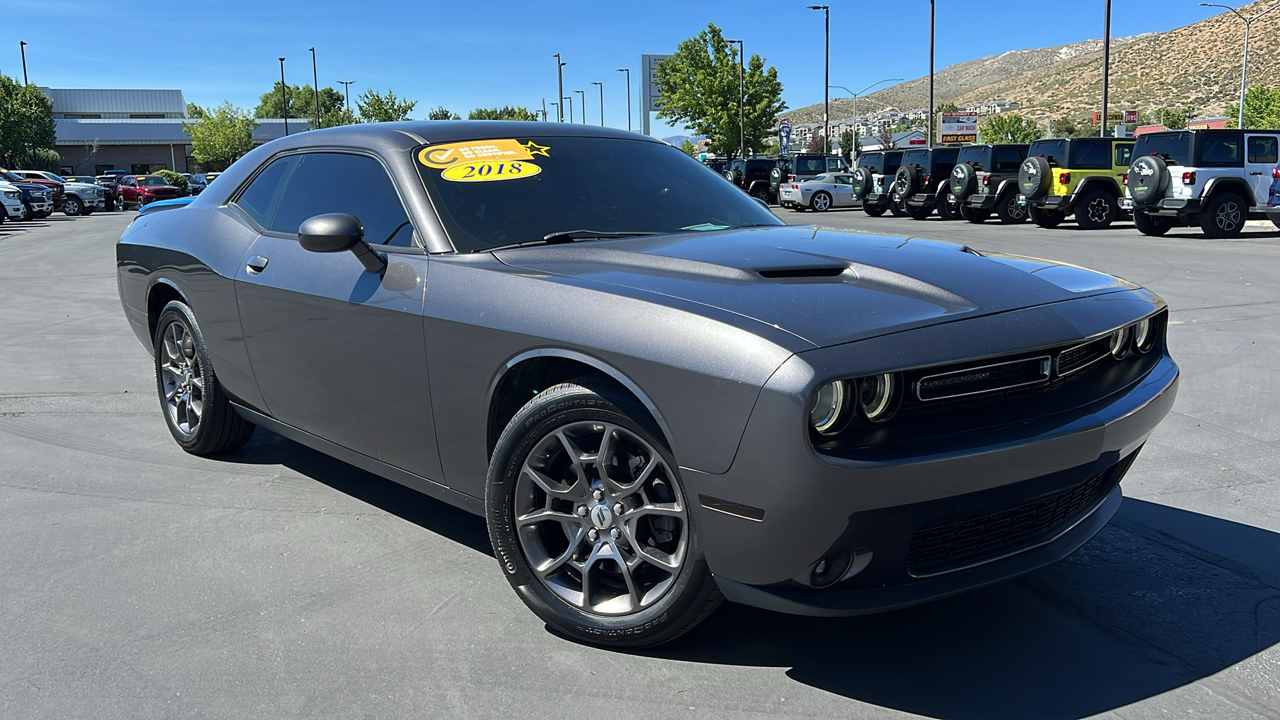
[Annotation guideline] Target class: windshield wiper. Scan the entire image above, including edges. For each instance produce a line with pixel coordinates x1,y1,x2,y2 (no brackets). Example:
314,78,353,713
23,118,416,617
487,230,658,252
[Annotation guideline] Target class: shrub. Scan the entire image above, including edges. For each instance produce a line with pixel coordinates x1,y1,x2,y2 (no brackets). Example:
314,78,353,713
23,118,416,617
154,169,189,193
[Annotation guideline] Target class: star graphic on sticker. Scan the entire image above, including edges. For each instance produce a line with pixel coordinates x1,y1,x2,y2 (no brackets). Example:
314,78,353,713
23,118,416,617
522,141,550,158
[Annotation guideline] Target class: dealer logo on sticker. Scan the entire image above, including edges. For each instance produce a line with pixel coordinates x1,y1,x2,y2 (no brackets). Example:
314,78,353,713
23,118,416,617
418,139,550,168
441,160,542,183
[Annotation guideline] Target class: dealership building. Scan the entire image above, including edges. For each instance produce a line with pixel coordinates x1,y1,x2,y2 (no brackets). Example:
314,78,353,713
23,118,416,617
42,88,307,175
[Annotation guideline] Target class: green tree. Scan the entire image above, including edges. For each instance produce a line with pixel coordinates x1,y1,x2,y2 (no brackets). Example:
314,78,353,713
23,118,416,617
0,74,56,168
154,169,189,193
807,132,831,154
186,102,206,119
184,101,258,172
1227,85,1280,129
428,106,461,121
467,106,539,121
1156,106,1192,130
839,128,857,164
679,139,698,157
254,83,347,127
654,23,786,160
356,88,417,123
932,102,959,138
980,113,1042,143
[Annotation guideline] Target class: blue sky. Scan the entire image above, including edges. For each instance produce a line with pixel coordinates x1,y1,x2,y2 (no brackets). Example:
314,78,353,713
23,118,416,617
2,0,1237,134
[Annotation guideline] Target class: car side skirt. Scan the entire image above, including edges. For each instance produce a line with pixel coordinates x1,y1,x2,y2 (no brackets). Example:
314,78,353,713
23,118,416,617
231,403,484,515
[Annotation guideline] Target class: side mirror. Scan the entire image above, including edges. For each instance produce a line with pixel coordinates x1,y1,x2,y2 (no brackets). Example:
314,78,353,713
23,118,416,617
298,213,386,274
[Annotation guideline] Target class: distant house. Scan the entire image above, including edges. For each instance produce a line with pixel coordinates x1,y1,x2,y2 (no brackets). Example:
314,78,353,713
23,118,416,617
856,130,928,152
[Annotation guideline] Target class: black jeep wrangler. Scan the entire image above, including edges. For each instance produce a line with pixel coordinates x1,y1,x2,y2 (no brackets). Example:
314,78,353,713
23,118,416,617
723,157,781,204
948,143,1030,224
894,147,962,220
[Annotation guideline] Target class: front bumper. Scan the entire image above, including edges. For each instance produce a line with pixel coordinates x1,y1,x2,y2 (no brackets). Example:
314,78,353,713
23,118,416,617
686,293,1178,616
25,199,52,214
2,199,23,218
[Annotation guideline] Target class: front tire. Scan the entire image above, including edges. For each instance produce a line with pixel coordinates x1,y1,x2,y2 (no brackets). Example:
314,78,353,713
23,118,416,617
863,204,887,217
1029,205,1065,228
1134,211,1174,237
888,199,907,217
153,301,256,455
63,196,82,216
486,378,722,648
904,203,932,220
960,205,990,223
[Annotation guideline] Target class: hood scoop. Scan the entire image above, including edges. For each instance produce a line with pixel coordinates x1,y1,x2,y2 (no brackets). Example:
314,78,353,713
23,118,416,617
757,265,850,281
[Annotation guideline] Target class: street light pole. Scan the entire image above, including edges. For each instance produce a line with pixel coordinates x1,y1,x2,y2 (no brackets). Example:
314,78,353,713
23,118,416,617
1200,2,1280,129
549,102,559,123
554,54,566,122
929,0,935,146
729,39,745,159
808,6,830,152
616,69,632,131
1101,0,1111,137
575,90,586,124
279,58,289,136
309,47,320,129
566,95,574,123
338,81,355,112
830,78,903,154
19,41,28,85
591,82,604,126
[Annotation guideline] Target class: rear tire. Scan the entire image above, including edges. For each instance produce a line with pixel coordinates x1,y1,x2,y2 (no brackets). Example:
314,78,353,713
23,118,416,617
1029,205,1065,229
153,301,256,455
811,191,832,212
995,190,1028,224
486,378,722,648
1134,211,1174,237
1199,192,1246,238
1075,190,1118,230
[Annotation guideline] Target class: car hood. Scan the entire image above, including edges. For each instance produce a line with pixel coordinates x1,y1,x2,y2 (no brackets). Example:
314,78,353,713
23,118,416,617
63,182,100,191
493,225,1135,349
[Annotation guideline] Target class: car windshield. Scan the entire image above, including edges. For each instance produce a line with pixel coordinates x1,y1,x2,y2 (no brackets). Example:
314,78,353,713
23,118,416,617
0,170,22,182
415,136,782,253
44,173,69,182
190,175,207,183
137,176,168,186
1029,140,1069,166
1133,133,1192,166
956,146,993,170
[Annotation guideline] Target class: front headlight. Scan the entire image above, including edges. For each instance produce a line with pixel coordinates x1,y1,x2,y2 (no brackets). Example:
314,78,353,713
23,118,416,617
810,381,848,436
857,373,897,423
1133,318,1155,353
3,191,17,199
1109,326,1130,360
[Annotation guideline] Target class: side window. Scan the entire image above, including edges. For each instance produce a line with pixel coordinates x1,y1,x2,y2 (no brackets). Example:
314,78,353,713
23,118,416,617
1115,144,1132,167
1248,136,1278,164
270,153,415,247
1072,141,1108,169
994,147,1022,171
1201,136,1242,165
233,156,297,229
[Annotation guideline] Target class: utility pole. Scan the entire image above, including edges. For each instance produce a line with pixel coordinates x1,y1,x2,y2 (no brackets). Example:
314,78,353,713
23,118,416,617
808,6,830,152
554,54,566,122
1200,2,1280,129
729,39,745,159
279,58,289,136
541,98,548,122
929,0,935,146
575,90,586,124
309,47,320,129
591,82,604,126
338,81,355,112
617,68,631,131
1101,0,1111,136
19,41,28,85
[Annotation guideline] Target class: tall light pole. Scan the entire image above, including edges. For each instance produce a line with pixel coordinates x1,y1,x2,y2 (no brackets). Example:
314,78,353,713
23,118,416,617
575,90,586,124
616,68,631,131
309,47,320,129
929,0,935,146
830,78,902,154
729,39,745,159
338,80,355,112
19,41,28,85
1101,0,1112,136
279,57,289,136
565,95,574,123
808,6,830,152
591,82,604,126
554,54,566,122
1200,2,1280,129
549,102,559,123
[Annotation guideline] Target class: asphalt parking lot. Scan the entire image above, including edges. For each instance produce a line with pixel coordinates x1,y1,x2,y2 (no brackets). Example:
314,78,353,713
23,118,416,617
2,209,1279,719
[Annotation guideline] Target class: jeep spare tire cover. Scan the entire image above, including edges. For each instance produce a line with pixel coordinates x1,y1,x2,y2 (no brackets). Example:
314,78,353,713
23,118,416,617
723,170,737,184
1018,156,1052,200
892,165,919,202
950,163,977,200
851,167,874,198
769,166,783,191
1127,154,1169,206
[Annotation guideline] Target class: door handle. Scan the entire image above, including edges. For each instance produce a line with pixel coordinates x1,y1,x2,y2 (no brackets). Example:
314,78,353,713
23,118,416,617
1250,171,1264,175
245,256,270,275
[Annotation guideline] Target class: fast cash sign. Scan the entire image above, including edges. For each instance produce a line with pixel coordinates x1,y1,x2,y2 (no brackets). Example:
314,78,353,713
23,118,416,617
940,111,978,144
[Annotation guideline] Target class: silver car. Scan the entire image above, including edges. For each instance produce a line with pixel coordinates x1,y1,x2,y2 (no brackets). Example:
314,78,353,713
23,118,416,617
782,172,857,212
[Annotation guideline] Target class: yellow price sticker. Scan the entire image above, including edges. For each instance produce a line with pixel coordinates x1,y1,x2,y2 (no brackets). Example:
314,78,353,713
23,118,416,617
419,139,550,168
440,160,542,183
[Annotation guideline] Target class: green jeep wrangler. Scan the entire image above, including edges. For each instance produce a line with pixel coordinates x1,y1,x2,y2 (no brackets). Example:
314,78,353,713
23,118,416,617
1018,137,1134,229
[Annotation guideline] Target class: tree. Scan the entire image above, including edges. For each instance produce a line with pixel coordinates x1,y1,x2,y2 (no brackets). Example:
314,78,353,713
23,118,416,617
876,127,894,150
1227,85,1280,129
1050,116,1096,137
186,102,206,119
428,106,461,121
0,74,56,168
467,106,539,121
932,102,959,138
254,83,347,127
679,139,698,157
154,169,189,193
1156,106,1192,130
980,113,1042,143
357,88,417,123
839,128,857,164
184,101,258,172
654,23,786,160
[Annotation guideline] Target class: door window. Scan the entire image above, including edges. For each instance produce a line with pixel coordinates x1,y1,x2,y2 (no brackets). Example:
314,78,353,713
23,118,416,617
1247,136,1278,164
1114,144,1133,167
233,155,297,229
270,153,416,247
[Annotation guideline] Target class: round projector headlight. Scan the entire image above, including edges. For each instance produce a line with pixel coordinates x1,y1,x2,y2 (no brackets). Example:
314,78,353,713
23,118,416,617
858,373,896,423
810,381,847,435
1133,318,1154,353
1109,326,1130,359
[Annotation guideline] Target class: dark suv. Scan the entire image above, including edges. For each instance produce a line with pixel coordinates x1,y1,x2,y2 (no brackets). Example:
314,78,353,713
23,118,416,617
723,157,781,204
1124,129,1280,238
857,151,906,217
893,147,962,220
948,143,1030,224
774,153,846,207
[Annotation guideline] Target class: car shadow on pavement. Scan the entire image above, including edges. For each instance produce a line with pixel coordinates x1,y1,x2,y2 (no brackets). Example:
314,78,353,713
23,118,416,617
648,498,1280,719
214,429,494,558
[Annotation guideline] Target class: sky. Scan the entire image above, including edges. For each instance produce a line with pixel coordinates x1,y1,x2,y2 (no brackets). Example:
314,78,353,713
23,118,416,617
2,0,1239,136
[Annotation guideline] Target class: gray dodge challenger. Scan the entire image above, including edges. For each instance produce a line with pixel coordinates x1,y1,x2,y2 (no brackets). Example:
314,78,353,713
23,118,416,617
116,122,1178,647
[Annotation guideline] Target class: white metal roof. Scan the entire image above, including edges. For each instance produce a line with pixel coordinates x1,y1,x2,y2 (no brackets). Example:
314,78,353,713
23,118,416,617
54,118,314,146
40,88,188,116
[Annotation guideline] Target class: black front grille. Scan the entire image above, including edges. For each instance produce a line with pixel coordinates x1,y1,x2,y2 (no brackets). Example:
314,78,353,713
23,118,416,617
906,471,1110,575
1057,336,1111,376
917,356,1050,401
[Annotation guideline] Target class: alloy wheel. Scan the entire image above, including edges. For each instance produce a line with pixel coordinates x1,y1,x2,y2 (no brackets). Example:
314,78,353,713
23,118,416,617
1006,196,1026,220
1216,201,1242,231
813,193,830,211
513,421,688,616
159,320,204,437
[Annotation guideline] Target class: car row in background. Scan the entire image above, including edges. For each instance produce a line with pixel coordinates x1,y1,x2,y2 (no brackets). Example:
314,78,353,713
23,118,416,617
0,169,214,223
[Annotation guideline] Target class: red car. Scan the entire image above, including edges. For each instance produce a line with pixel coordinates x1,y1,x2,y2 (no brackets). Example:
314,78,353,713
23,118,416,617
118,175,182,208
0,169,64,213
